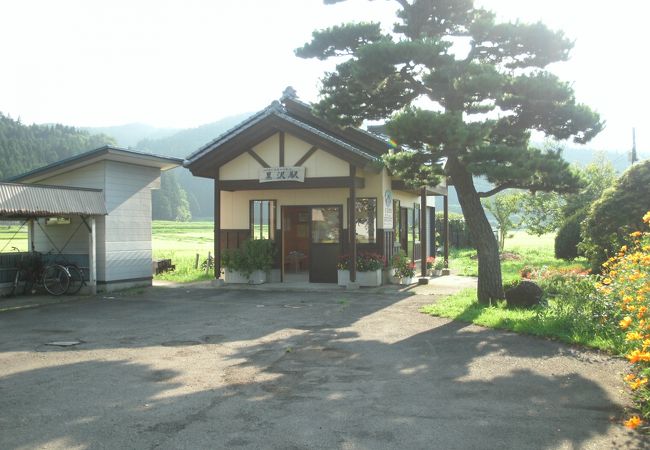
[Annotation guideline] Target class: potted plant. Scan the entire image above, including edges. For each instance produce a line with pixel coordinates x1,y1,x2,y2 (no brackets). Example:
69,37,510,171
433,258,445,276
222,239,276,284
426,256,435,276
337,252,385,287
391,251,416,285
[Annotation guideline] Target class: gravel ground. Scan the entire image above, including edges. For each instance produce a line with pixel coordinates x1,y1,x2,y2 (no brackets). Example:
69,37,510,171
0,279,645,449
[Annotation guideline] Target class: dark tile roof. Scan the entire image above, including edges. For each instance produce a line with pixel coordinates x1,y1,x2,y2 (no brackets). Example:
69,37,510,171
184,99,384,166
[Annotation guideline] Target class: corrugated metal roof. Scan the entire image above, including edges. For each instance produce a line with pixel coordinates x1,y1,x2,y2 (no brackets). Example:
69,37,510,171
0,182,107,218
10,146,183,183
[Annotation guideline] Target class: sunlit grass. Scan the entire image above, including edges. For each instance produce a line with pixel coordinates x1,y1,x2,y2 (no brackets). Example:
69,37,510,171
449,231,589,282
152,221,214,283
427,231,618,351
422,289,617,351
0,224,28,253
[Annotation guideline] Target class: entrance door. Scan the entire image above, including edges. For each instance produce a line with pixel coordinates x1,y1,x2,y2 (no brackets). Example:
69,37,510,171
282,206,310,282
309,206,342,283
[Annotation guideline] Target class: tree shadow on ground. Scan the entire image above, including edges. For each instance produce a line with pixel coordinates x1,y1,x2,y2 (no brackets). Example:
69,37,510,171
0,287,643,449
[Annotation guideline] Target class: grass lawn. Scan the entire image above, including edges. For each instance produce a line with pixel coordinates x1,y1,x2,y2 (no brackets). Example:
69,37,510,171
424,231,619,351
449,230,588,282
152,221,215,283
0,223,28,252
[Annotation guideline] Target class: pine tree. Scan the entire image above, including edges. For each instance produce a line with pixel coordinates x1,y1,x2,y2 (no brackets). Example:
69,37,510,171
297,0,602,303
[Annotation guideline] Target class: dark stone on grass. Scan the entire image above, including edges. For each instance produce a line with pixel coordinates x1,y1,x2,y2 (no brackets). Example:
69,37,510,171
505,280,543,308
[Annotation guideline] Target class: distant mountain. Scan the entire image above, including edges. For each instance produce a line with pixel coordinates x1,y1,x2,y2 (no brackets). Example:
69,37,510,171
134,113,252,219
84,123,180,148
135,113,251,158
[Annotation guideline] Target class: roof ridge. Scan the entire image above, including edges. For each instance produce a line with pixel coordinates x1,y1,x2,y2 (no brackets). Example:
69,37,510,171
185,101,286,163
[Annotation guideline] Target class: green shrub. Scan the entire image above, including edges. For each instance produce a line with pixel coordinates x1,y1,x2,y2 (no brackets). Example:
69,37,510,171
580,159,650,272
221,239,276,277
555,212,583,260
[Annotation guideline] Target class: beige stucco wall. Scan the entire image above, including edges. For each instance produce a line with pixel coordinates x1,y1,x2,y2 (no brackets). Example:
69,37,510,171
219,132,350,180
216,132,425,231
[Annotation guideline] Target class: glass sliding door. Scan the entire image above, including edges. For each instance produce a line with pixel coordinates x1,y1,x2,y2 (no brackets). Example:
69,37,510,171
309,206,341,283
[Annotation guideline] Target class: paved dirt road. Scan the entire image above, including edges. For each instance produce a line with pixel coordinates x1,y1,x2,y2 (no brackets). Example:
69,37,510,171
0,281,644,449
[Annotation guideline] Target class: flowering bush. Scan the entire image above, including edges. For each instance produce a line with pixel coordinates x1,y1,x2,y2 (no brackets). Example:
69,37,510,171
337,252,385,272
391,251,416,278
598,210,650,431
426,256,435,270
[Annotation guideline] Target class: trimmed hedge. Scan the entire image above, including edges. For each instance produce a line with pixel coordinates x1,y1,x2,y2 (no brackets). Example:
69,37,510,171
555,212,583,260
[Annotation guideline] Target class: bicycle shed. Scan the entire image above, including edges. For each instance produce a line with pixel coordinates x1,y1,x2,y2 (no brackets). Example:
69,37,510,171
0,182,107,295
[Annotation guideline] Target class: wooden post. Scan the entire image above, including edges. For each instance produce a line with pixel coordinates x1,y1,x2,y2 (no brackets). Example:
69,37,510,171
206,251,211,274
420,187,427,277
443,194,449,268
194,253,199,270
349,165,357,283
214,175,221,279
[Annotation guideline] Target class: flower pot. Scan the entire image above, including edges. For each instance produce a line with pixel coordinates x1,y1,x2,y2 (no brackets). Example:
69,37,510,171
224,269,267,284
399,276,416,285
248,270,266,285
337,269,350,286
434,269,442,277
356,269,382,287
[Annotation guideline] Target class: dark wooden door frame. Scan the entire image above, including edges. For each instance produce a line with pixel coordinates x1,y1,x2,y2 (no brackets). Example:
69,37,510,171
281,204,343,283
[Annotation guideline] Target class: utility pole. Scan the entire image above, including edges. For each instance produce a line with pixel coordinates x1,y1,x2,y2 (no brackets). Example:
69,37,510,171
630,127,638,165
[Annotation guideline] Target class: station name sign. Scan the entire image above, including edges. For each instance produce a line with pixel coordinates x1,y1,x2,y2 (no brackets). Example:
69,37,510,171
259,166,305,183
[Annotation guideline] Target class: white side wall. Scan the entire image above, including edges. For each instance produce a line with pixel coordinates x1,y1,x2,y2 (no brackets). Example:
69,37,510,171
103,161,160,283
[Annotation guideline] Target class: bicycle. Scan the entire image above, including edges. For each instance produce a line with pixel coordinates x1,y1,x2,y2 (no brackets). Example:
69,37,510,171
11,252,70,296
55,259,86,295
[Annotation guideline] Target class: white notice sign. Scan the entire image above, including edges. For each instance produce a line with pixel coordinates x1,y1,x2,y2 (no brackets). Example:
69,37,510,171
383,190,393,229
259,166,305,183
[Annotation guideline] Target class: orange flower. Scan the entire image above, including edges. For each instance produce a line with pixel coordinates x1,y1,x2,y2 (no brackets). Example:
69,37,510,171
620,316,633,330
624,416,642,429
625,373,636,382
627,349,650,363
630,231,643,238
630,377,648,390
626,331,644,341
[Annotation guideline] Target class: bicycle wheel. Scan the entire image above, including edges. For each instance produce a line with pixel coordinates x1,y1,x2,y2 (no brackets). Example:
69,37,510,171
66,265,84,295
42,264,70,296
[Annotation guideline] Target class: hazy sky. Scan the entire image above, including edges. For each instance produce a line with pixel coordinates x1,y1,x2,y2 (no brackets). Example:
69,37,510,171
1,0,646,152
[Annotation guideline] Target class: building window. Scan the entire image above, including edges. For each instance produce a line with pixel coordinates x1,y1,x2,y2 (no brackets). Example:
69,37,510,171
250,200,276,240
354,198,377,244
312,206,340,243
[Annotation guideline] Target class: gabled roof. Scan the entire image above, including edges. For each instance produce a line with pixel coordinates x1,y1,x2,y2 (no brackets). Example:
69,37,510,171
10,146,183,184
0,182,107,218
184,92,391,176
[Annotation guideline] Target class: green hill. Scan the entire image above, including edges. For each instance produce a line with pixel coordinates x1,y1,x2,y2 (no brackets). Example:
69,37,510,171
0,113,115,180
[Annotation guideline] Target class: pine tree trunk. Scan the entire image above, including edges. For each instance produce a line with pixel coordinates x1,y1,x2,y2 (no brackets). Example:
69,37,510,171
447,157,504,304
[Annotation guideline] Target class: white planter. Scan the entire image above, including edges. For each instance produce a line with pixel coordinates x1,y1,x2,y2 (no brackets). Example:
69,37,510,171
399,276,416,285
224,269,267,284
337,269,350,286
433,269,443,277
356,269,382,287
338,269,383,287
